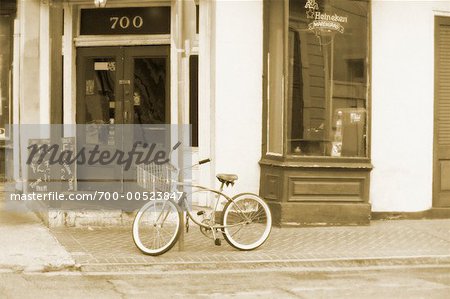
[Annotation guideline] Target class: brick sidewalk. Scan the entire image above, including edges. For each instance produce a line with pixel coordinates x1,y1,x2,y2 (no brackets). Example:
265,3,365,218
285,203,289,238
50,219,450,271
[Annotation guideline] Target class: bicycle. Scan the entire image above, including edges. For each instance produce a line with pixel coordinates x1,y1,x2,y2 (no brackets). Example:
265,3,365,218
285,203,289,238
132,158,272,256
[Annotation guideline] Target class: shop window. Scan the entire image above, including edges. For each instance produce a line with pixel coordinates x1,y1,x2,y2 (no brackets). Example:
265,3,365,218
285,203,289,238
266,0,370,158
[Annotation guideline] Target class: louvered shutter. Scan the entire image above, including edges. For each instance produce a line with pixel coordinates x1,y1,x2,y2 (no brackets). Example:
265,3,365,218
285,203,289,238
434,16,450,207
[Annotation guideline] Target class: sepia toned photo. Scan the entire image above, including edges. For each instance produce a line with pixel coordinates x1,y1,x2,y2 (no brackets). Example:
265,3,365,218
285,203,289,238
0,0,449,298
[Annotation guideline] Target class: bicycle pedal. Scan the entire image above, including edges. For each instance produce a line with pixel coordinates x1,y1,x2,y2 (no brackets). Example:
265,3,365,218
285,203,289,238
214,238,221,246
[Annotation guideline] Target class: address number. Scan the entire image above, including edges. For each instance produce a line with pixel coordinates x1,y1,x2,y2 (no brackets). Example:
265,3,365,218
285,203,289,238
110,16,144,29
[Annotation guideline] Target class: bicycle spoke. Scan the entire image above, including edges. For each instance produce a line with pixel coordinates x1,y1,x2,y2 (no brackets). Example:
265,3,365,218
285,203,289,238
159,226,173,240
152,228,157,249
250,208,266,222
248,205,260,220
158,231,166,247
229,224,244,238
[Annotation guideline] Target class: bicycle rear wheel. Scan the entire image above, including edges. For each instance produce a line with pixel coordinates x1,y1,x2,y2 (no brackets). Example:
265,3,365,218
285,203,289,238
222,193,272,250
132,199,181,256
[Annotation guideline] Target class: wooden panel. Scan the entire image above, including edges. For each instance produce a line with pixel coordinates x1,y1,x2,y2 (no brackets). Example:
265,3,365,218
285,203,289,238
272,202,371,226
288,176,365,202
260,162,371,225
440,161,450,191
292,180,360,195
264,174,281,201
438,146,450,159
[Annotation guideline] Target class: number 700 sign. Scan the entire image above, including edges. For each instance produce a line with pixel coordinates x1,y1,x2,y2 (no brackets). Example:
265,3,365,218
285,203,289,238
110,16,144,29
79,7,171,35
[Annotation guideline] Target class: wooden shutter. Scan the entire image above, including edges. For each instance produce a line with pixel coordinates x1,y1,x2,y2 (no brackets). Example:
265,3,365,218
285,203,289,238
434,16,450,207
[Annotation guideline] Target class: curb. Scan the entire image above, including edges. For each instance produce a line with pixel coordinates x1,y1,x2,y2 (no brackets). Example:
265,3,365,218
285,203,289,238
79,255,450,273
2,256,450,274
0,263,80,274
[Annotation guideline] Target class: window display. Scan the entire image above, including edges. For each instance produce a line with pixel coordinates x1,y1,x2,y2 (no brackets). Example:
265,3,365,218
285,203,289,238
287,0,369,157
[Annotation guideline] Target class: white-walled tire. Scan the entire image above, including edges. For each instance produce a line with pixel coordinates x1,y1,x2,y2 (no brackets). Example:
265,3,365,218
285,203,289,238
132,199,181,256
222,193,272,250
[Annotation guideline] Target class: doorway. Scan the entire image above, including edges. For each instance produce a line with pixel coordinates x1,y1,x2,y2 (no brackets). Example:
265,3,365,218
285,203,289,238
76,46,170,192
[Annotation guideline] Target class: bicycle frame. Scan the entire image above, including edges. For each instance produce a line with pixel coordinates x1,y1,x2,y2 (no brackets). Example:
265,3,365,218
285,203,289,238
147,153,252,231
175,182,249,230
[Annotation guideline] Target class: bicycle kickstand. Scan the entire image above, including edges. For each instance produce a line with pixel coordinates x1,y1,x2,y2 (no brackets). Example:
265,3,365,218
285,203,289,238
211,227,221,246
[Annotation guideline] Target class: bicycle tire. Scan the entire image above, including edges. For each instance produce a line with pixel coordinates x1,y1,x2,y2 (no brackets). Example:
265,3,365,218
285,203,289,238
222,193,272,251
132,199,181,256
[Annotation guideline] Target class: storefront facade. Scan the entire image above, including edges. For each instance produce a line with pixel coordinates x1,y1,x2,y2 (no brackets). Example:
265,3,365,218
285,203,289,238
5,0,450,226
9,0,264,224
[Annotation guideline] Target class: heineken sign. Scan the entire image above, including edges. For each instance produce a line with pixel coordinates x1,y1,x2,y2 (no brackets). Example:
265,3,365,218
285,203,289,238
305,0,348,34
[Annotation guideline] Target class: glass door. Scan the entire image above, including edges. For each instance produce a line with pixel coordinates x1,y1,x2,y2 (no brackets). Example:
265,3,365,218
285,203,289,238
76,46,170,192
76,47,124,192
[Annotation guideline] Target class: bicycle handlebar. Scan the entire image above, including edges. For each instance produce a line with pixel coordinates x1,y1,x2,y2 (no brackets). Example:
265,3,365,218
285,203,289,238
199,158,211,165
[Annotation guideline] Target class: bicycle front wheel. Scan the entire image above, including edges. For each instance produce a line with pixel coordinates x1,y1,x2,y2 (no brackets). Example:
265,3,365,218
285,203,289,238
222,193,272,250
132,199,181,256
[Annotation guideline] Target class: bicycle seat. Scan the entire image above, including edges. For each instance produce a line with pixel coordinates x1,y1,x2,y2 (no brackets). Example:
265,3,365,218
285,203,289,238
216,173,238,186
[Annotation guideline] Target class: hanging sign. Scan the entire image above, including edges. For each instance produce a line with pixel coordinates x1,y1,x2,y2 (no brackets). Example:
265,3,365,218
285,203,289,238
305,0,347,34
80,7,171,35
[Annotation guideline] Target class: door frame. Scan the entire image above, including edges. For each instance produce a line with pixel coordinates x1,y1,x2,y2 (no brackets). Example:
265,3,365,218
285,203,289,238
63,1,215,193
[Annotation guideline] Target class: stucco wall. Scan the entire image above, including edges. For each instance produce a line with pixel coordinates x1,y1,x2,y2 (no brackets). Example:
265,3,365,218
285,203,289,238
213,0,263,196
371,0,450,211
